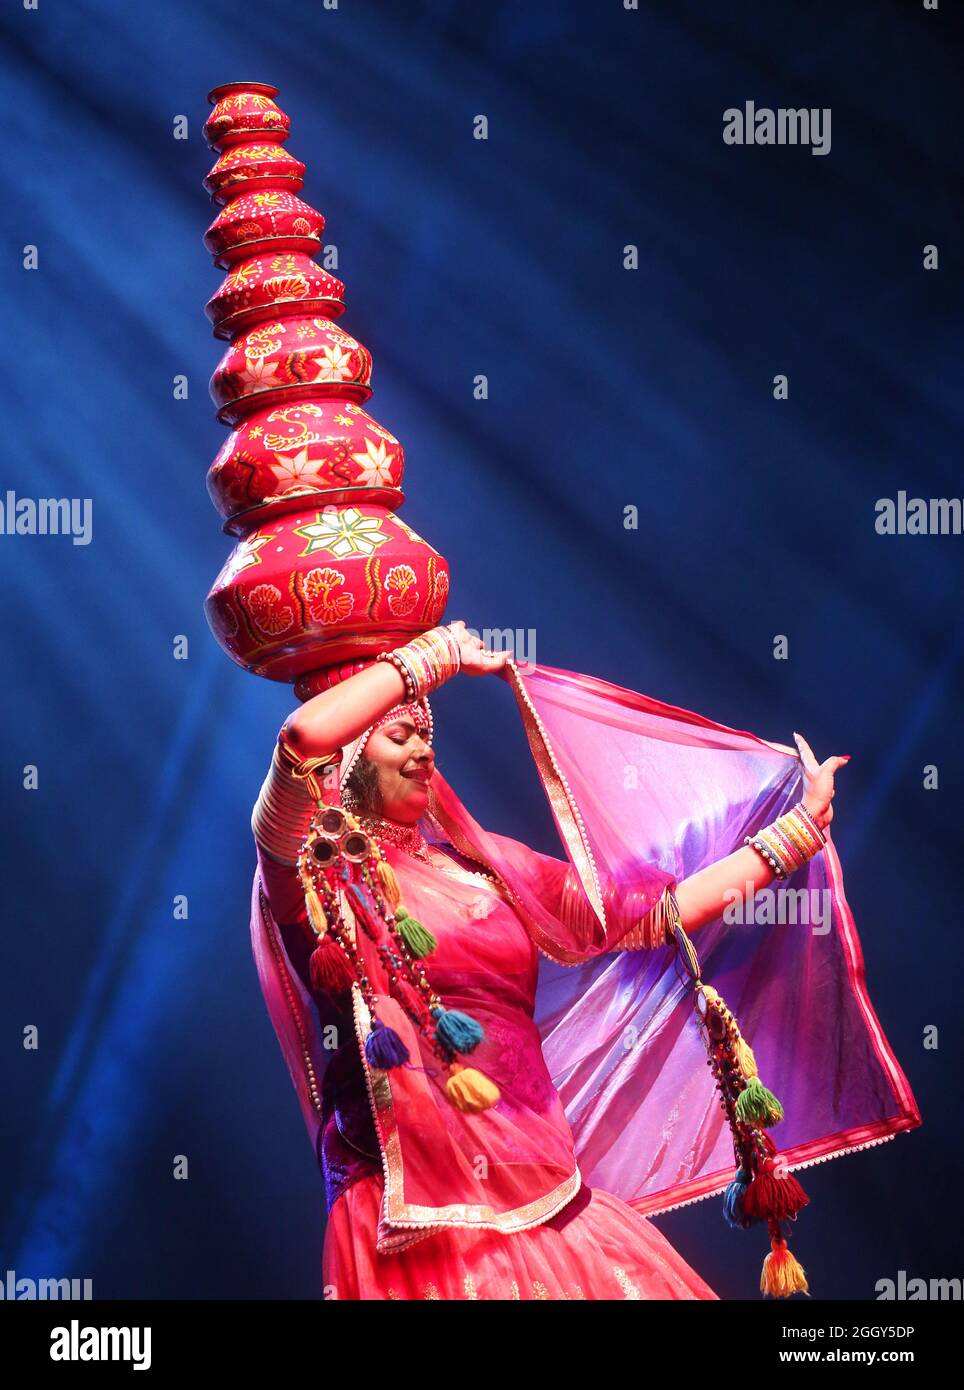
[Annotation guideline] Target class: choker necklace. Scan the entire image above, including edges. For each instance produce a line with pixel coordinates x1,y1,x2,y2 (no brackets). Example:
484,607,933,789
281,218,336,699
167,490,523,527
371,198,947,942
355,812,431,863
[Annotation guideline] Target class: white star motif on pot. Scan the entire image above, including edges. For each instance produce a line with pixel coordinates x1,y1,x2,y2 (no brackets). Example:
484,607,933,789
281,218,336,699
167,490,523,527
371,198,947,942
294,507,389,558
352,438,396,485
268,448,323,488
214,531,275,586
313,345,353,381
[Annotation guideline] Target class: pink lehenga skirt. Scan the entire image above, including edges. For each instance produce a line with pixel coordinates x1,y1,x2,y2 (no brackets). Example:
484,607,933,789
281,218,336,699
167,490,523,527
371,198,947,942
322,1174,719,1301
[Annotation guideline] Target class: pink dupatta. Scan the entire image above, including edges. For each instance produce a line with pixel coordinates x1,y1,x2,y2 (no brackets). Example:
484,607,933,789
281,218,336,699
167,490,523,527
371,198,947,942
250,658,920,1228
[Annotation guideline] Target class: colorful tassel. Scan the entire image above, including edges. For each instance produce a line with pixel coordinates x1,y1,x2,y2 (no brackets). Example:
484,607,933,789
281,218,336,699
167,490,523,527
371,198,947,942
365,1021,410,1070
376,857,401,910
722,1167,752,1229
309,937,355,995
445,1063,500,1113
760,1235,810,1298
394,905,437,957
735,1075,784,1127
432,1004,484,1053
743,1162,809,1223
733,1033,758,1079
302,876,329,938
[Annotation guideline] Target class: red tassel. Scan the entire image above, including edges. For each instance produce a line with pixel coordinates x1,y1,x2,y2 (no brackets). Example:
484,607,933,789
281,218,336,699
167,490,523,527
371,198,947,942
309,937,355,994
743,1159,810,1223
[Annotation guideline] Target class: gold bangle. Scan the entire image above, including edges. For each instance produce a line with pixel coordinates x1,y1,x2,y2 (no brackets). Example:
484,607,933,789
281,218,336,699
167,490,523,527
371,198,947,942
767,819,808,868
386,624,462,698
757,826,797,876
777,804,824,859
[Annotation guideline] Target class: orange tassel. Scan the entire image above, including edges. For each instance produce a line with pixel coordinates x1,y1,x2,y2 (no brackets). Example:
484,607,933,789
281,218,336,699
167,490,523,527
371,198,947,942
445,1063,501,1113
761,1235,809,1298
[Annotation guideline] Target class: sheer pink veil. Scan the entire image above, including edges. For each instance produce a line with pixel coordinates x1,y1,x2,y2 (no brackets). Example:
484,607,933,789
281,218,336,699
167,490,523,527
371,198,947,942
250,658,921,1217
489,662,920,1213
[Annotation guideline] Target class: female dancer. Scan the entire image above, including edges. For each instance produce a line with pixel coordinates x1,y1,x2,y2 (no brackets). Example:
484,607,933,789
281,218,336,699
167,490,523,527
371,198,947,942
251,620,849,1300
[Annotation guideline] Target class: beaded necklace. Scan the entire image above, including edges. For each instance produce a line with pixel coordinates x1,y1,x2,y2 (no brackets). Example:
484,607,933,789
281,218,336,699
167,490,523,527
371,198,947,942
355,812,508,897
353,812,431,863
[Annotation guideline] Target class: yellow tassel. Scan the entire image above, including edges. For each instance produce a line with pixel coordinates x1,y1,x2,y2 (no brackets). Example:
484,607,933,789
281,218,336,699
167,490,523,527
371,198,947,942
376,858,402,910
702,982,759,1079
445,1064,501,1114
734,1033,759,1079
304,882,328,939
298,861,329,939
761,1238,809,1298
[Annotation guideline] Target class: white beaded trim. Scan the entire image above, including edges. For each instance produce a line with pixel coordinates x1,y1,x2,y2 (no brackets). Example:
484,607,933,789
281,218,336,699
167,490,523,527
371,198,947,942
504,658,606,927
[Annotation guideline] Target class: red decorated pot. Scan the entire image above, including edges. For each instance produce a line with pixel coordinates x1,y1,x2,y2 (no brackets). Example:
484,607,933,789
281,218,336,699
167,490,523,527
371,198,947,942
205,251,345,339
203,190,324,268
207,399,405,533
210,317,373,425
204,504,450,680
203,142,306,204
204,82,290,150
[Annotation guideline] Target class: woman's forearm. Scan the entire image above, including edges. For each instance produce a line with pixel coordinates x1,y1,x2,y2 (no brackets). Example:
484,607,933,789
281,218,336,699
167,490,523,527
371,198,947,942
283,661,409,757
280,622,495,759
673,844,780,934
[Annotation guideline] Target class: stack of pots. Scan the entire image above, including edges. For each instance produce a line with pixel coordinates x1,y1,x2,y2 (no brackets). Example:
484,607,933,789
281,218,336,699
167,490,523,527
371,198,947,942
200,82,450,698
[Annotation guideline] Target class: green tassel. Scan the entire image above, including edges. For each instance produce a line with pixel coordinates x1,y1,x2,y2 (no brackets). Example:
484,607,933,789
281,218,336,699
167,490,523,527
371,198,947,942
735,1075,784,1127
394,906,437,957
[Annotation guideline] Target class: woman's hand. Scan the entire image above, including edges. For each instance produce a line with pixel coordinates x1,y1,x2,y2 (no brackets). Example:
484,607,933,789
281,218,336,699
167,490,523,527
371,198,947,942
792,732,850,831
446,619,511,676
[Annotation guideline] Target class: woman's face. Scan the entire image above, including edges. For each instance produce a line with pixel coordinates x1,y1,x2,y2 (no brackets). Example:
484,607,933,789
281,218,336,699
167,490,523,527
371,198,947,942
363,716,435,824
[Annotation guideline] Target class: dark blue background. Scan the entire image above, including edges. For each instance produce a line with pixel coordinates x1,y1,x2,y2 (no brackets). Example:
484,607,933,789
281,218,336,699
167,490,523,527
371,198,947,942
1,0,961,1300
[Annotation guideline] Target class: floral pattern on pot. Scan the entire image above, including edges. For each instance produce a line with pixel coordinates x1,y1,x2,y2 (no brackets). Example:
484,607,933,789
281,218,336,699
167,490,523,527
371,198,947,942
204,85,290,150
210,317,373,424
203,142,306,204
204,504,450,679
203,189,324,268
207,399,405,533
205,251,346,339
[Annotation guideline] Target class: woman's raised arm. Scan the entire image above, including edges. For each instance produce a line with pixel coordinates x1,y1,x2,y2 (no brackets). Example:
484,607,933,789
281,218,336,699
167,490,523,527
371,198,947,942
283,620,510,758
283,659,411,759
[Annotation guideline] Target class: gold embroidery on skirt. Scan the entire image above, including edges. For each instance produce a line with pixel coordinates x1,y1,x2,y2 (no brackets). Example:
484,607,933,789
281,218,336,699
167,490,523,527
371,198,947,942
381,1276,593,1300
612,1265,641,1300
